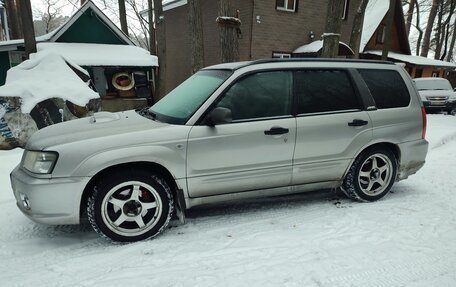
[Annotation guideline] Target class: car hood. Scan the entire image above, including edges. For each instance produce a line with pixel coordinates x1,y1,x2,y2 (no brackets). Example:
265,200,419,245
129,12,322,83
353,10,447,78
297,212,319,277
418,89,456,99
26,110,169,150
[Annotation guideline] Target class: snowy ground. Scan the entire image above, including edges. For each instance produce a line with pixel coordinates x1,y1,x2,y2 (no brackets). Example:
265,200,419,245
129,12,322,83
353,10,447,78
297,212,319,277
1,114,455,287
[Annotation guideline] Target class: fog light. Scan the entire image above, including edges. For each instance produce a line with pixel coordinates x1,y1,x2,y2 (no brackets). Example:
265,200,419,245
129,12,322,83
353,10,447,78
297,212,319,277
20,194,31,210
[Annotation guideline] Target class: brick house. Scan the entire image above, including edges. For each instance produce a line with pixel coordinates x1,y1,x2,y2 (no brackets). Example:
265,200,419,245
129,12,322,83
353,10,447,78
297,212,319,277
162,0,358,92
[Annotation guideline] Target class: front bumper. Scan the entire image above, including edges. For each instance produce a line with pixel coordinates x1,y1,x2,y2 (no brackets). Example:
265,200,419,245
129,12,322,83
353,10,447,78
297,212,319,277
422,100,456,112
10,166,91,225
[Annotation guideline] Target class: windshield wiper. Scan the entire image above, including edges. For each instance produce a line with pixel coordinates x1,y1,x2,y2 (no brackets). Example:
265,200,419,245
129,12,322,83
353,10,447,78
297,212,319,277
137,107,157,120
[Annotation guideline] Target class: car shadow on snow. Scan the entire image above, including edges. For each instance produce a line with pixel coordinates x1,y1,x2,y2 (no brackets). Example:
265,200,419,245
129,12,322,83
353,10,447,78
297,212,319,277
184,188,350,219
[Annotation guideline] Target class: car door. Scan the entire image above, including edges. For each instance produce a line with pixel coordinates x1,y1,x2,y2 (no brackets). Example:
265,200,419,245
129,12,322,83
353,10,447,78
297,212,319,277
187,71,297,197
292,69,373,185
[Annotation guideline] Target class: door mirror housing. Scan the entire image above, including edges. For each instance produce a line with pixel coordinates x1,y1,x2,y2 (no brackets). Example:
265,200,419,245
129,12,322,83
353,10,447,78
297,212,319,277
206,107,232,126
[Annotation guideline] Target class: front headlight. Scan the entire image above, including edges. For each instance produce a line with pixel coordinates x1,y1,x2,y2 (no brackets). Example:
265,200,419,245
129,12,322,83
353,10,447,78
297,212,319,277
22,151,58,174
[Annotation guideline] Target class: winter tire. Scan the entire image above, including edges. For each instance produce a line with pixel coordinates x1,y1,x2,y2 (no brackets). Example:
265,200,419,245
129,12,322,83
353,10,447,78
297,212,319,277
87,170,174,242
342,148,397,202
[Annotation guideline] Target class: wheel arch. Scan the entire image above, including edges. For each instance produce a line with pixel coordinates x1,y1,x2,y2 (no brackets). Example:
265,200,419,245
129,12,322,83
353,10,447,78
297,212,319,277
80,161,180,220
343,141,401,179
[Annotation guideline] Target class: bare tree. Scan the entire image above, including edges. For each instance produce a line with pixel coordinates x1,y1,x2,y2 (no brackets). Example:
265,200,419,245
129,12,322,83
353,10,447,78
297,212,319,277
349,0,369,58
321,0,344,58
447,17,456,61
434,0,456,60
33,0,66,34
118,0,128,36
4,0,22,39
405,0,416,36
188,0,204,74
382,0,396,60
218,0,240,63
420,0,440,57
414,0,424,55
18,0,36,58
153,0,166,99
147,0,155,53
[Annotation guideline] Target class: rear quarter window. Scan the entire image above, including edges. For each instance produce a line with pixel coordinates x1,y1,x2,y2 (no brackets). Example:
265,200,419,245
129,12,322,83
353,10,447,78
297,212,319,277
358,69,410,109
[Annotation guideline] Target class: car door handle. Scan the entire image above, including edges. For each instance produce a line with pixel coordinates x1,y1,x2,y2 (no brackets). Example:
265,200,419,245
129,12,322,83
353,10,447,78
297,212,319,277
348,119,369,127
264,127,289,135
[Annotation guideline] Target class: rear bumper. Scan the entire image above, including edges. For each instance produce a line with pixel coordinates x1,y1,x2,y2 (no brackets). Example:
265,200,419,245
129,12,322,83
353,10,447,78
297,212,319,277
396,139,429,180
10,166,90,225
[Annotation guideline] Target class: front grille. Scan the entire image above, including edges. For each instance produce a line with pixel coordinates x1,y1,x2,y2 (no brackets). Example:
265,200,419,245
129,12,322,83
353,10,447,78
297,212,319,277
426,96,449,101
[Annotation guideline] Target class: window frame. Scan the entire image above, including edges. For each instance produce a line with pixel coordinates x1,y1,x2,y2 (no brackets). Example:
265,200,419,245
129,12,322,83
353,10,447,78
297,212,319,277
276,0,298,12
294,68,365,117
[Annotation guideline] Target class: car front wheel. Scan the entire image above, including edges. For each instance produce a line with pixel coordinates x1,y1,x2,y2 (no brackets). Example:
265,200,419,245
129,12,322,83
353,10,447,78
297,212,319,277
87,170,174,242
342,148,397,202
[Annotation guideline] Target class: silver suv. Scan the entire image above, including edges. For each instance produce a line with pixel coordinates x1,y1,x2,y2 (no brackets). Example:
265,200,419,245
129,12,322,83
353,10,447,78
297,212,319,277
10,59,429,242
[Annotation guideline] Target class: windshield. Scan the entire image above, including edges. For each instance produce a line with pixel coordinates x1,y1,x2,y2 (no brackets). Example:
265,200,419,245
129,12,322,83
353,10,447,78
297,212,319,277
149,70,232,124
414,78,453,91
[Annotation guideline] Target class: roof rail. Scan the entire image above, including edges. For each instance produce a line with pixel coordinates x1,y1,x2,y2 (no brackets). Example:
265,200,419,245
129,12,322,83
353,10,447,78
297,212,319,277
241,58,395,68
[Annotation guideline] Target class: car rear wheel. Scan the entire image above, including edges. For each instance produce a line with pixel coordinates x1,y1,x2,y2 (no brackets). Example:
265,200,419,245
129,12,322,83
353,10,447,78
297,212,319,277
342,148,397,202
87,170,174,242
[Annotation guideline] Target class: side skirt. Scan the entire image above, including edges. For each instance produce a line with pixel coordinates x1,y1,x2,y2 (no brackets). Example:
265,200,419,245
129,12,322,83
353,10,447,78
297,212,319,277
184,181,341,209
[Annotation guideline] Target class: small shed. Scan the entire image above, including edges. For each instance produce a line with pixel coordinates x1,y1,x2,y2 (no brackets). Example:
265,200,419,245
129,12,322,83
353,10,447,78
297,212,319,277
0,0,158,111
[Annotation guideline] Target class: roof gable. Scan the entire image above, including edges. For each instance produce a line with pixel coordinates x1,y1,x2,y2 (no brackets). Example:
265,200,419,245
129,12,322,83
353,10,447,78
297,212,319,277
360,0,411,55
0,0,134,50
50,1,134,45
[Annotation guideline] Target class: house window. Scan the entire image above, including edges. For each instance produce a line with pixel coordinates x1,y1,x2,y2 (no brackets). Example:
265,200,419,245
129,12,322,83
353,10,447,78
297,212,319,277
272,52,291,59
432,71,439,77
376,25,386,44
276,0,297,12
342,0,350,20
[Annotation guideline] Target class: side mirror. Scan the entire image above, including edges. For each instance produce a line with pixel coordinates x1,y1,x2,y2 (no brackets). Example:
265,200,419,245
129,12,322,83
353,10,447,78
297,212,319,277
206,107,232,126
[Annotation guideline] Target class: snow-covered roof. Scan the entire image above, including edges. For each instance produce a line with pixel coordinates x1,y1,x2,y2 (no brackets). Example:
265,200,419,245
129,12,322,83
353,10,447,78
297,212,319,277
360,0,390,52
36,42,158,67
0,0,134,51
0,53,99,113
364,50,456,68
293,40,354,54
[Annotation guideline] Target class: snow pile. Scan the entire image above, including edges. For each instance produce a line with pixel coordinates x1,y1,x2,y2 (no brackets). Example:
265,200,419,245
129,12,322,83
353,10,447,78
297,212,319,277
0,53,99,113
37,42,159,67
294,40,354,54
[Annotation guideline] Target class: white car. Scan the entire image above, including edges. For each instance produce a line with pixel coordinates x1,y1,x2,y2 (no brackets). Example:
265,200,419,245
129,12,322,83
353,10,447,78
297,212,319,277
414,77,456,115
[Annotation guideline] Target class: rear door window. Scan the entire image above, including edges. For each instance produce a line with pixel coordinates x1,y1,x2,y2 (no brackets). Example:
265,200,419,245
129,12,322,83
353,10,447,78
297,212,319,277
295,70,362,114
358,69,410,109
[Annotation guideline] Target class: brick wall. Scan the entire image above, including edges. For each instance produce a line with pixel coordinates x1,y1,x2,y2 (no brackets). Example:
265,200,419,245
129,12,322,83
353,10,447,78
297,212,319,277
165,0,362,91
250,0,360,59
